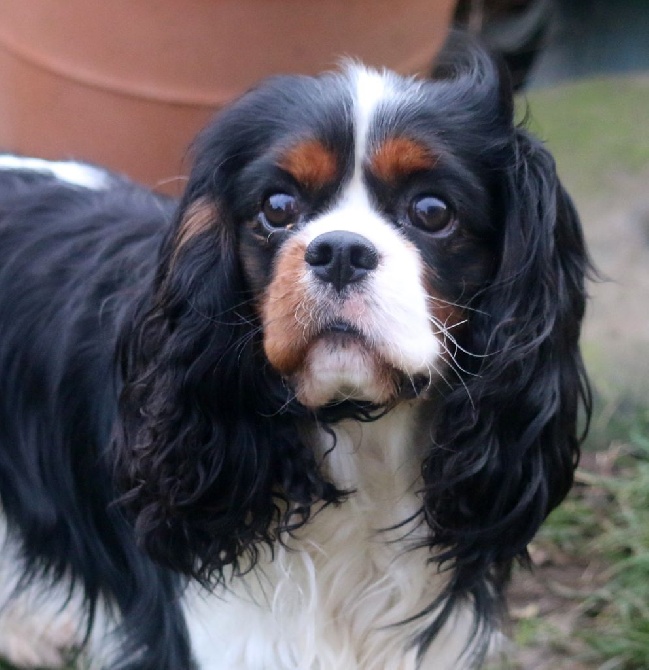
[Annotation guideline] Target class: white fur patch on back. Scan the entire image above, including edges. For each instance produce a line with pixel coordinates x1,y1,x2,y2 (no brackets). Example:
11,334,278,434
0,155,109,190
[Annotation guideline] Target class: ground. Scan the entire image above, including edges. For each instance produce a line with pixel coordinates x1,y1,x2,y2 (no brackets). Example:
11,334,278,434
500,452,614,670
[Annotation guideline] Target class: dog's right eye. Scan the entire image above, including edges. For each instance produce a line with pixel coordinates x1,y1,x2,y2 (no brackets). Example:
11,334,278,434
407,195,453,234
261,193,300,229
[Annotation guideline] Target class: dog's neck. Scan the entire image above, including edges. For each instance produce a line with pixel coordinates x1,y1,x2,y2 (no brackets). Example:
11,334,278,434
310,399,429,533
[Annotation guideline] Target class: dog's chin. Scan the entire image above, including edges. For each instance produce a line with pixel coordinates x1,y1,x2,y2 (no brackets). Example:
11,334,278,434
290,331,401,409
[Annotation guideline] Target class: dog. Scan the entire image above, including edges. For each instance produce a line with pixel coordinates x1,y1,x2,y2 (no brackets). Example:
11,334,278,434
0,37,591,669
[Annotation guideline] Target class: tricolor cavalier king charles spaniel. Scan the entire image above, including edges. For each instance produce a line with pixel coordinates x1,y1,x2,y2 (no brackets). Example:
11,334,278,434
0,38,590,669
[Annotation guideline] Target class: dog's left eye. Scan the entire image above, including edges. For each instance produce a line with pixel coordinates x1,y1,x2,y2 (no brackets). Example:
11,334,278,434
261,193,300,228
407,195,453,233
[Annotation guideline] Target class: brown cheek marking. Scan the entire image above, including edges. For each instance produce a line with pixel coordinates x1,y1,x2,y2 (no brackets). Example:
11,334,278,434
173,197,220,257
370,137,437,184
262,239,315,375
279,140,338,190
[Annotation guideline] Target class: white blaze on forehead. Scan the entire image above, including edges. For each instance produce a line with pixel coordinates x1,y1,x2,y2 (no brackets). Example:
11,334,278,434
0,155,109,190
350,66,395,174
344,66,396,211
346,66,425,190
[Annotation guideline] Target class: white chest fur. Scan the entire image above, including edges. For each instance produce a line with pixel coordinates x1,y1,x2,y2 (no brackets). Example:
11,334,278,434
185,402,473,670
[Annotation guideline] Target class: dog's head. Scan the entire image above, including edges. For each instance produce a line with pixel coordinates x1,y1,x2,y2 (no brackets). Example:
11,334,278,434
116,35,591,626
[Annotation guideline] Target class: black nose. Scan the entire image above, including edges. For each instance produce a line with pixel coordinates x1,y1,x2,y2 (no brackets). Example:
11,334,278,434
304,231,379,292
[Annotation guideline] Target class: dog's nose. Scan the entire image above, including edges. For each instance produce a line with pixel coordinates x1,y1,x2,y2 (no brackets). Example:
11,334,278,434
305,231,379,292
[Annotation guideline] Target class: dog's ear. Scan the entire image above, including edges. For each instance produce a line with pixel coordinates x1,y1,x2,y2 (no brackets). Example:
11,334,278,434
418,35,592,657
113,103,339,582
422,127,591,620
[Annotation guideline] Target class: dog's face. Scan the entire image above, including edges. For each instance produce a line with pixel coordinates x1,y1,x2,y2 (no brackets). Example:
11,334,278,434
177,66,499,409
118,39,591,641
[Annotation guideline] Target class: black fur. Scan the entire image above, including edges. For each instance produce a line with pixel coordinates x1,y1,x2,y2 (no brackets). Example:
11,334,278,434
0,174,192,668
0,35,591,668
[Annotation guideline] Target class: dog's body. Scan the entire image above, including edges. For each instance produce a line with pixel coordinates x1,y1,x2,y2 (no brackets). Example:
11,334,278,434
0,39,590,669
0,155,472,670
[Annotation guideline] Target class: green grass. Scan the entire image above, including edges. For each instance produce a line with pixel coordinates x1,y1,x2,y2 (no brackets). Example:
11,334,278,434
581,421,649,667
534,412,649,669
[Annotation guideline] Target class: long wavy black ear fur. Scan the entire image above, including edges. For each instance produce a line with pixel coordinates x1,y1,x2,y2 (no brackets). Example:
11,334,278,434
114,99,341,582
418,34,592,660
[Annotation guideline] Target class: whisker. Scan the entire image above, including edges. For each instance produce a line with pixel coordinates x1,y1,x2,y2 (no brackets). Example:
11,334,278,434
428,315,493,361
186,294,261,327
437,337,480,379
440,356,476,410
258,387,299,417
426,294,488,316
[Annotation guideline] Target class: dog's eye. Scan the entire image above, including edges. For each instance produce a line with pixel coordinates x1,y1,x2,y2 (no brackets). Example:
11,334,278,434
261,193,300,228
407,195,453,233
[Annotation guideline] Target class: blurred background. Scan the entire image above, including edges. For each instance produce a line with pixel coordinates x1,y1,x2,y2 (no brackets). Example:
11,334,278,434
1,1,648,668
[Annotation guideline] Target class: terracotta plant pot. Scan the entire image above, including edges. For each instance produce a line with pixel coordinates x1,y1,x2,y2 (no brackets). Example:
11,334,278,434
0,0,456,194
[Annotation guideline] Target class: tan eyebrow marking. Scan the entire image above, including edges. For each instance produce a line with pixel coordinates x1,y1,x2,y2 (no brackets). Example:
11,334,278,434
278,139,338,189
370,137,438,183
